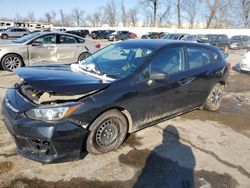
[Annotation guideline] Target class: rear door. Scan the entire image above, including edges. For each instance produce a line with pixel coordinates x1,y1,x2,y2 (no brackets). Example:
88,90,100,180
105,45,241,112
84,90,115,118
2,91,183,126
56,34,82,63
185,45,221,107
28,34,57,64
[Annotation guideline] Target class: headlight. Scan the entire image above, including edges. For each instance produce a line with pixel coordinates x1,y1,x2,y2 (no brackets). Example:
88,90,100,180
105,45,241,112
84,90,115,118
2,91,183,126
25,105,80,121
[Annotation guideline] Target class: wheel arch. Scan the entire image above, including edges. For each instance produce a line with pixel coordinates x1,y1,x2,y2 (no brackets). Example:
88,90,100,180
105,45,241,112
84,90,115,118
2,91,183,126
88,107,134,133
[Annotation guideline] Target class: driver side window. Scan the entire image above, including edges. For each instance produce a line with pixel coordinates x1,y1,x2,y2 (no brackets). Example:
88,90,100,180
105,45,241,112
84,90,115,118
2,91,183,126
151,47,185,75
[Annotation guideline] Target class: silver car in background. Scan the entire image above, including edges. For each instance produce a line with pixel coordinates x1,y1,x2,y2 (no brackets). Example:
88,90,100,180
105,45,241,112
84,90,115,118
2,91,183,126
0,27,30,39
0,32,100,71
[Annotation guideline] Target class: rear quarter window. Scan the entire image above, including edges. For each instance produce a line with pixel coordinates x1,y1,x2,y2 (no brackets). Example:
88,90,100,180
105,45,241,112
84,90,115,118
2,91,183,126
77,37,85,43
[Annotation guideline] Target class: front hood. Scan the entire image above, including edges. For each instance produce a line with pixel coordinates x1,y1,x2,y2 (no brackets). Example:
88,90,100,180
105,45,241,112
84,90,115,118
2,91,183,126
14,64,112,95
0,41,23,47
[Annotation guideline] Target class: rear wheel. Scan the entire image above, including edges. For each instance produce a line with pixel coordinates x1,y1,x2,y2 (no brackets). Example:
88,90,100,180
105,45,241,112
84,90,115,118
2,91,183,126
203,83,223,111
78,52,91,61
86,109,128,155
1,54,24,71
1,34,8,39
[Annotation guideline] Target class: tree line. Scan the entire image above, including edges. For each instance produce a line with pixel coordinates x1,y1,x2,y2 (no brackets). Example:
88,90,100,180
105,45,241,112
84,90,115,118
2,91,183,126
1,0,250,29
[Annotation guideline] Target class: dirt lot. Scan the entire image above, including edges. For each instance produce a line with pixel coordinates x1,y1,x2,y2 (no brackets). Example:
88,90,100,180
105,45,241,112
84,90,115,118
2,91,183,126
0,47,250,188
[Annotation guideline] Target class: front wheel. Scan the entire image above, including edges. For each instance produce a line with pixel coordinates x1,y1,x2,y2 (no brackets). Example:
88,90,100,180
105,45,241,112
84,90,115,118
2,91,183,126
1,54,24,71
1,34,8,39
86,110,128,155
203,83,223,111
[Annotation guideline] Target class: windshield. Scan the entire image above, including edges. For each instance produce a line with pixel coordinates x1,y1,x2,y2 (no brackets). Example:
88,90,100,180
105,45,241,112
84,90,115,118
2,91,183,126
13,32,42,43
79,44,154,79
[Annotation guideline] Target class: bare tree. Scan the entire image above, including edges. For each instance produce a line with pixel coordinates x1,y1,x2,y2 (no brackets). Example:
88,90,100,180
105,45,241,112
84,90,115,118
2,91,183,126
59,9,70,26
27,11,35,22
43,11,56,24
127,8,139,27
14,13,22,22
121,0,127,27
203,0,234,28
204,0,220,28
71,8,85,26
141,0,159,27
87,8,103,27
176,0,181,28
158,4,172,27
104,0,118,27
242,0,250,27
181,0,201,28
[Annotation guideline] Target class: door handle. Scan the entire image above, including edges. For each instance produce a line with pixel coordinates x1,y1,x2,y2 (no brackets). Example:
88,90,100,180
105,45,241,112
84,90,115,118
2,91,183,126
178,77,195,86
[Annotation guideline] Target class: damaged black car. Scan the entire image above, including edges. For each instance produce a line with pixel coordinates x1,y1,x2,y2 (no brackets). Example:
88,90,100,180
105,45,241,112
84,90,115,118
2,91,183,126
2,40,230,163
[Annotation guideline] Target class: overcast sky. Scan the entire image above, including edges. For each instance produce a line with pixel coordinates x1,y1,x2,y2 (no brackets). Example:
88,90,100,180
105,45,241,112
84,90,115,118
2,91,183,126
0,0,136,19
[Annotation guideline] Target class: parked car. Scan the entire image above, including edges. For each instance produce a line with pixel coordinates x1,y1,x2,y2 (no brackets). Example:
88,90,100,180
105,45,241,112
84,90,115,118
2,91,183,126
0,32,100,71
240,48,250,72
90,30,116,39
181,34,204,42
2,40,230,163
229,35,250,50
162,33,189,40
108,31,137,41
66,30,89,38
0,27,30,39
141,32,162,39
198,34,230,51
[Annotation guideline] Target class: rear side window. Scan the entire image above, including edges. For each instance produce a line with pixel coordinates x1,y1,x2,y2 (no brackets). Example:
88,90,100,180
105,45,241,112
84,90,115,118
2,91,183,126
151,47,185,75
187,47,209,69
187,47,220,69
207,49,219,63
59,35,77,44
77,37,85,43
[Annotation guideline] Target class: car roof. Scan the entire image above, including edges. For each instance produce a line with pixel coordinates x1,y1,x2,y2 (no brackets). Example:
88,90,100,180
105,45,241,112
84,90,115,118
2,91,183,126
117,39,218,50
37,31,84,38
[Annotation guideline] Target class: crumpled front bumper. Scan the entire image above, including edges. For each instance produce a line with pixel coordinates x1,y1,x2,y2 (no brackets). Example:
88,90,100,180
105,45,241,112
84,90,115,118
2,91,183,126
2,88,88,163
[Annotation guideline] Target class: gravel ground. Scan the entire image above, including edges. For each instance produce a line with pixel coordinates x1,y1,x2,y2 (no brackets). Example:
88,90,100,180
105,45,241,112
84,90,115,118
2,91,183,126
0,42,250,188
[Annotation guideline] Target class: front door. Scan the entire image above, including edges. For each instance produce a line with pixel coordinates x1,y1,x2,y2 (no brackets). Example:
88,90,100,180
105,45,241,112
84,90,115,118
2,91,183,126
28,34,57,64
127,46,189,129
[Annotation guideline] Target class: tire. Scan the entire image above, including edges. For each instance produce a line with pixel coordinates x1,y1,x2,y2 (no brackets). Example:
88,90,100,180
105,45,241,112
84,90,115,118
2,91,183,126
1,34,8,39
86,109,128,155
78,52,91,61
203,83,223,111
1,54,24,71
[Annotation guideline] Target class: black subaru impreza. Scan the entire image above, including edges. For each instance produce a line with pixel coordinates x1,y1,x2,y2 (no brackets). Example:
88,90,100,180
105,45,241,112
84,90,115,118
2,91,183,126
2,40,230,163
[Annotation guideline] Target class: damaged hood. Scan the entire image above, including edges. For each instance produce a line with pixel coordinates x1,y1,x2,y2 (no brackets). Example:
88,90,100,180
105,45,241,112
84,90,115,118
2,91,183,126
14,64,112,95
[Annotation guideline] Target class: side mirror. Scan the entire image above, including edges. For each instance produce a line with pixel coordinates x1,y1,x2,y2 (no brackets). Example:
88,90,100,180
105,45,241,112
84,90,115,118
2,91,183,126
149,71,168,80
31,42,41,46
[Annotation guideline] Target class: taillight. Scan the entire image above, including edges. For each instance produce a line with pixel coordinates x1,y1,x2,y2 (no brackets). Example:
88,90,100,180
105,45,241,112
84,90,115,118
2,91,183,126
95,43,101,48
226,63,231,70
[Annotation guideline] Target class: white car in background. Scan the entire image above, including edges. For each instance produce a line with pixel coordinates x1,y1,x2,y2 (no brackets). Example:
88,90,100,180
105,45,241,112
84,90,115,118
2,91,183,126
0,32,100,71
0,27,30,39
240,49,250,72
